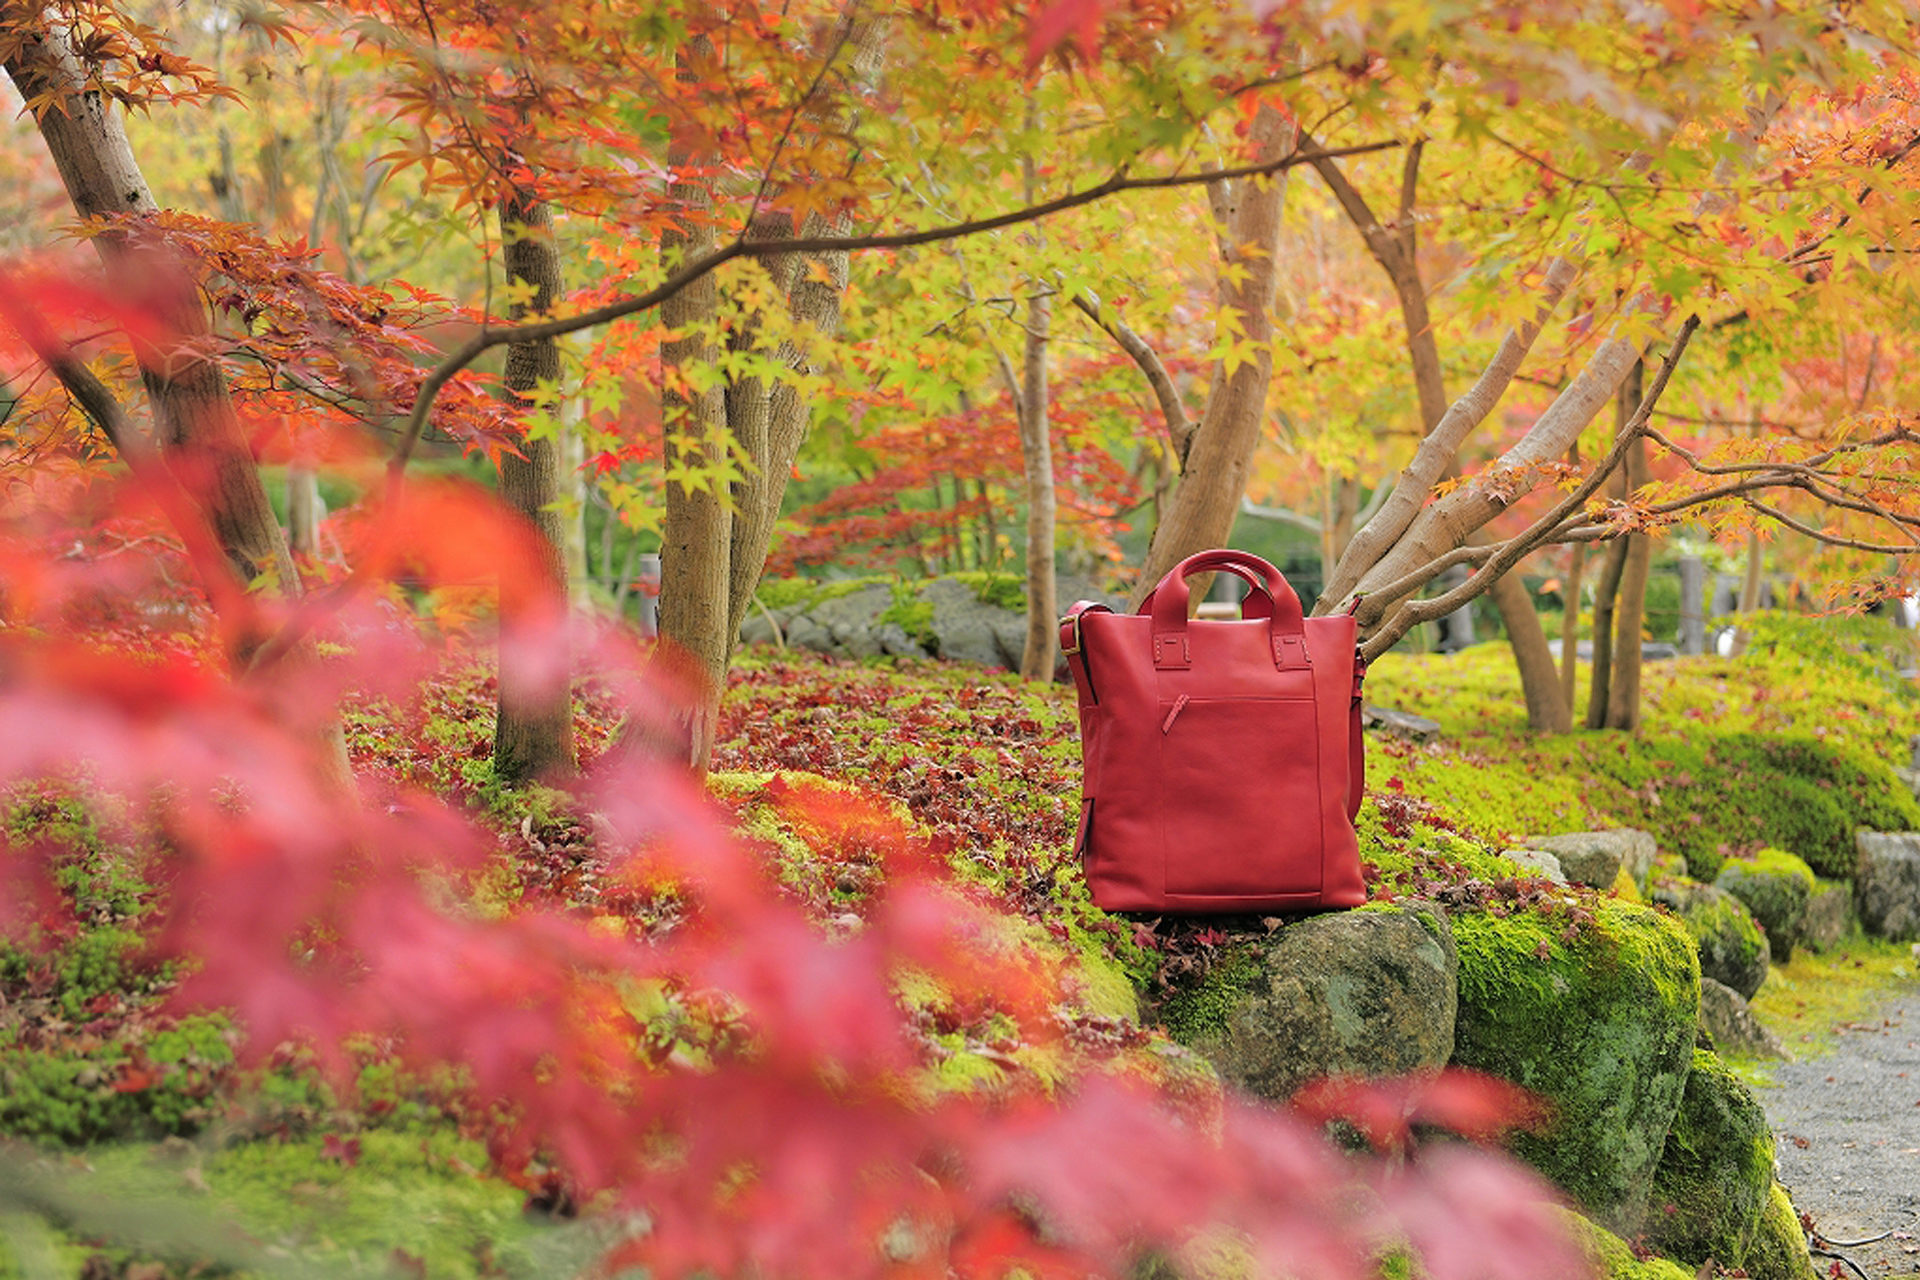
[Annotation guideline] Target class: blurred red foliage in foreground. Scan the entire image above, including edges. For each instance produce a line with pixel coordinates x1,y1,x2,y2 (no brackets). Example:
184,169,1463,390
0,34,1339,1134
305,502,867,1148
0,270,1589,1279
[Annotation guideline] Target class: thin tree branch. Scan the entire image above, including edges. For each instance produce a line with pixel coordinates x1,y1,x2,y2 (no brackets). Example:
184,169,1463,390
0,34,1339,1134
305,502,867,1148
388,138,1400,474
1743,497,1918,555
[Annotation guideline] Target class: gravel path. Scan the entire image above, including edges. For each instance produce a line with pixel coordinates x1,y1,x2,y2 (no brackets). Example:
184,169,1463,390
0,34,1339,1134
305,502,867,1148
1763,983,1920,1278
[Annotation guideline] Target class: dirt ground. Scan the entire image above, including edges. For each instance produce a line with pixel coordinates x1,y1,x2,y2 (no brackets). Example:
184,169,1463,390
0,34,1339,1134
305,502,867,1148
1763,984,1920,1278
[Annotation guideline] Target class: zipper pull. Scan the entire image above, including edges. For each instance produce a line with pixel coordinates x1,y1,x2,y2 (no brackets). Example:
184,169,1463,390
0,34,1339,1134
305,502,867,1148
1161,694,1190,734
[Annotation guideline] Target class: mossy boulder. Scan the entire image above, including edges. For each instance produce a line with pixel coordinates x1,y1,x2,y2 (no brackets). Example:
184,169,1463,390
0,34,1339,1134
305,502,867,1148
1450,899,1699,1233
1650,879,1769,999
1715,848,1817,962
1155,904,1457,1101
1519,829,1656,891
1640,1049,1773,1268
1561,1209,1694,1280
1743,1183,1819,1280
1802,877,1855,952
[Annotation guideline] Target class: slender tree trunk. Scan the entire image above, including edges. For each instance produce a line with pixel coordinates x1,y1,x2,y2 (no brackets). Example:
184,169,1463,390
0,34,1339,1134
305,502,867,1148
1560,540,1586,710
1014,128,1058,680
1488,565,1571,733
1558,445,1585,708
1129,105,1296,608
1585,536,1629,729
492,189,574,782
1727,528,1765,657
288,468,321,555
1603,365,1649,732
560,401,590,609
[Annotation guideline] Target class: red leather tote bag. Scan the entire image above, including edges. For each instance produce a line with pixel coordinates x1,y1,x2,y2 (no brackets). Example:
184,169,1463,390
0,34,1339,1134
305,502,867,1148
1060,550,1368,913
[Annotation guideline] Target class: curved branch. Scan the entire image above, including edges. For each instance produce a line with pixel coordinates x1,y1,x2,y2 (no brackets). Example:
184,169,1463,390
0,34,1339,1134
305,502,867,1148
1743,497,1919,555
1072,287,1189,457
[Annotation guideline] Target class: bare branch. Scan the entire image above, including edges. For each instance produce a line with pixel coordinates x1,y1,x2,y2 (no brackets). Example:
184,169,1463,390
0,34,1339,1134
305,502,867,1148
1071,287,1190,460
1361,315,1700,661
1743,497,1918,555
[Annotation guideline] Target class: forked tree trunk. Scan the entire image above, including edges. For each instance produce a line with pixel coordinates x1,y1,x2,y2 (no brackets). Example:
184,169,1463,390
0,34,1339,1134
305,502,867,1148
1129,105,1296,608
493,189,574,782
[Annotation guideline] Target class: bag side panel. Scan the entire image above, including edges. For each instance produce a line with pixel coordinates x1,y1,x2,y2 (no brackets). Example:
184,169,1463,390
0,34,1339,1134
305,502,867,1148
1305,613,1367,907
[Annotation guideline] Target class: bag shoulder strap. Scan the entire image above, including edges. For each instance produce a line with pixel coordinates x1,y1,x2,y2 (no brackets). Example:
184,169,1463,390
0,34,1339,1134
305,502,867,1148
1059,601,1111,706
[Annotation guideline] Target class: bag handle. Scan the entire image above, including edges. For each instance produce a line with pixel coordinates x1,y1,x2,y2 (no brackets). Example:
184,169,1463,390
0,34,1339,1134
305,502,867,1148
1143,549,1307,670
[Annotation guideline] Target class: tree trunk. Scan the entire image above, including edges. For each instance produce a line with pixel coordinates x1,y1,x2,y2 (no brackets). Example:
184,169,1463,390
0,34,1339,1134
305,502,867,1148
1585,536,1629,729
1488,565,1571,733
1603,366,1649,732
1560,538,1586,710
1321,258,1577,611
1017,280,1058,679
1726,526,1765,658
1128,105,1296,609
492,190,574,783
656,83,731,770
288,468,321,556
6,16,295,604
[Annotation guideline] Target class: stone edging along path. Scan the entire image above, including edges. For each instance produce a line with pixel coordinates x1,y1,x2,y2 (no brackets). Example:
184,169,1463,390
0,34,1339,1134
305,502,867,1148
1761,982,1920,1279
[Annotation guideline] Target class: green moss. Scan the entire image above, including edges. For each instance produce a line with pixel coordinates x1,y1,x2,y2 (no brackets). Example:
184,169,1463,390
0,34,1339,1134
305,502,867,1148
0,1014,236,1146
1642,1049,1773,1268
945,571,1028,613
1,1131,567,1279
880,581,938,651
1743,1182,1819,1280
1359,632,1920,878
1155,945,1264,1045
1561,1208,1696,1279
1451,899,1700,1229
1715,848,1817,961
1748,935,1918,1060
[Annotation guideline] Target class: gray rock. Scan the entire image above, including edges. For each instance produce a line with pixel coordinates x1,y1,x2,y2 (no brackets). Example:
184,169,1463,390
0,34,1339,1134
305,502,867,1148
923,578,1016,668
1910,733,1920,773
739,611,778,647
1855,831,1920,941
1802,879,1854,952
1652,880,1770,1001
783,613,831,653
1697,977,1788,1061
875,622,927,658
1519,829,1655,890
1500,847,1568,884
1169,904,1458,1102
1362,705,1442,743
809,585,893,644
1896,767,1920,802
